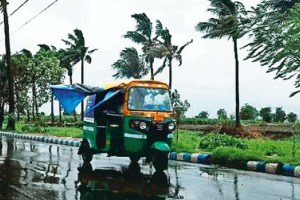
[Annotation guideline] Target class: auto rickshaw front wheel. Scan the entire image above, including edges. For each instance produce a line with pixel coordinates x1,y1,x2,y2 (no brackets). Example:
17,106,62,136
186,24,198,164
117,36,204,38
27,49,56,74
153,150,168,172
80,140,93,163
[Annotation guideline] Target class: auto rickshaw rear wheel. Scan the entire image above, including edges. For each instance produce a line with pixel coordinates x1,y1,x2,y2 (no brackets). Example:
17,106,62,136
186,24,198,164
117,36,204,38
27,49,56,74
153,150,168,172
81,141,93,163
129,156,140,163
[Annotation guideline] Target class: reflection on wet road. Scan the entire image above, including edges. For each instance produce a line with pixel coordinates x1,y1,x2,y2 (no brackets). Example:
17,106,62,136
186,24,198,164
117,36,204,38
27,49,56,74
0,136,300,200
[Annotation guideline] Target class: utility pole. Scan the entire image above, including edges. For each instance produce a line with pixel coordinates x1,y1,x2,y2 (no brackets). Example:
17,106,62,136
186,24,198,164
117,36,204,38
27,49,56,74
1,0,15,130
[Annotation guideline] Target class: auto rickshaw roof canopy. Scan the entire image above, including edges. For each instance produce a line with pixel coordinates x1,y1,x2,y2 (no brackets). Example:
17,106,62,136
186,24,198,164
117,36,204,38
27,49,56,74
50,79,169,114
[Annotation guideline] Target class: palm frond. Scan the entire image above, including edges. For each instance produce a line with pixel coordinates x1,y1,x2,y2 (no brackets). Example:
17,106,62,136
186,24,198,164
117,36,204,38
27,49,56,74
124,31,148,44
85,55,92,64
177,39,193,55
88,48,98,54
131,13,152,39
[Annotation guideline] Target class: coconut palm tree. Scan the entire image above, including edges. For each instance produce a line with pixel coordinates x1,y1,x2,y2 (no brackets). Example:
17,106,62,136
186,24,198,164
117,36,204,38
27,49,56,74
195,0,249,127
244,0,300,97
1,0,15,130
62,29,98,120
124,13,165,80
154,27,192,90
112,47,148,79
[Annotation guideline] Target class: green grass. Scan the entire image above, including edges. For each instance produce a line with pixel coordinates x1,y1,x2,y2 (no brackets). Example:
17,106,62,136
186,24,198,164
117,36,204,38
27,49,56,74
44,126,82,138
14,122,82,138
171,130,205,153
172,130,300,166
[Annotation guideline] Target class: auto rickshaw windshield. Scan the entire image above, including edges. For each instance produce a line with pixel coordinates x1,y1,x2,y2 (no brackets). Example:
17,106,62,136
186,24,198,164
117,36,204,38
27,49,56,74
128,87,172,111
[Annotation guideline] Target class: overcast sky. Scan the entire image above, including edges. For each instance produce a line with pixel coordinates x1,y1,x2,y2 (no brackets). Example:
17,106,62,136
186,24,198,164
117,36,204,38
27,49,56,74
1,0,299,118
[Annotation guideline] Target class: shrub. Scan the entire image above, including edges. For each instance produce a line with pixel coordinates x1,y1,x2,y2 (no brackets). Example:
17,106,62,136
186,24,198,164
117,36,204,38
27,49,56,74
198,133,248,150
211,147,261,166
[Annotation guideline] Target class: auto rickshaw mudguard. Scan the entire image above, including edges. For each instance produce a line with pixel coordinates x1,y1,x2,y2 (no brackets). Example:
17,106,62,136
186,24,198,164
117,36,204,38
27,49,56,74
151,141,171,152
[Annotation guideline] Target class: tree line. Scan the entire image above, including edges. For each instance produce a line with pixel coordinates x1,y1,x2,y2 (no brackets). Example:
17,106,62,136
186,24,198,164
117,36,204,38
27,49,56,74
1,0,300,130
196,103,298,123
0,29,97,129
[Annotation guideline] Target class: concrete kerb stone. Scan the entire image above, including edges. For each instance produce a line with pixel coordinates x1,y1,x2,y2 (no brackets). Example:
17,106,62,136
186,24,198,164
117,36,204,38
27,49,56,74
168,151,300,178
1,130,300,178
0,130,81,148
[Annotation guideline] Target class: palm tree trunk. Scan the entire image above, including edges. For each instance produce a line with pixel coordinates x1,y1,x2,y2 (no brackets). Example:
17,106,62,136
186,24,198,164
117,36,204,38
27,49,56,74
150,58,154,80
233,38,241,127
69,74,73,85
0,103,4,130
81,59,84,121
168,57,173,90
2,0,15,130
32,84,36,120
51,93,54,125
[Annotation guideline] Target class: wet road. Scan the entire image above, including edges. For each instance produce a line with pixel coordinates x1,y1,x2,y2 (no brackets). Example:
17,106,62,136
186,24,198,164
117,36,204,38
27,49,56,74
0,136,300,200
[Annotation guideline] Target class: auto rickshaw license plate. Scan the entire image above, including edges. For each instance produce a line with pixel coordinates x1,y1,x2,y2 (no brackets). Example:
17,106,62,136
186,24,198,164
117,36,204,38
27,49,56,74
156,123,163,130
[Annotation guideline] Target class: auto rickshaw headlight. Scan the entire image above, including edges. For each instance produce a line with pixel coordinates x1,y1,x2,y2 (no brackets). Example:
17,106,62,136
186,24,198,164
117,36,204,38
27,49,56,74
139,121,147,130
168,122,176,131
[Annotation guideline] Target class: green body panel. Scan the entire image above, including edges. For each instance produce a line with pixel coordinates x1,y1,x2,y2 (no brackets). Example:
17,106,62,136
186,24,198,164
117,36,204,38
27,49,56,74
151,141,171,152
82,115,174,157
83,122,98,149
83,121,110,152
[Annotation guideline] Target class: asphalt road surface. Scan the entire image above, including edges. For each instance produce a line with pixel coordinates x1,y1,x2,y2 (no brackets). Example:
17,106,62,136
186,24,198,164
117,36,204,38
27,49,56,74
0,136,299,200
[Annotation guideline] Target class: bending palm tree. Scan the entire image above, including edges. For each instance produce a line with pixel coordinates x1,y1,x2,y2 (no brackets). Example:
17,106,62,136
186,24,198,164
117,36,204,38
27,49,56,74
195,0,248,127
112,47,148,79
124,13,164,80
154,27,192,90
62,29,98,120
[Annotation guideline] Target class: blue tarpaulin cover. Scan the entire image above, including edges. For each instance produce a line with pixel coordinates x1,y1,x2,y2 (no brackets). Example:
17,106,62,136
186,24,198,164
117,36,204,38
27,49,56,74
50,84,105,114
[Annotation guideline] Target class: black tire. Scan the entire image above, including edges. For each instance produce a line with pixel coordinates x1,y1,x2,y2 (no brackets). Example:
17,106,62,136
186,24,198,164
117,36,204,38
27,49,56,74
82,151,93,163
130,155,140,163
81,141,93,163
153,150,168,172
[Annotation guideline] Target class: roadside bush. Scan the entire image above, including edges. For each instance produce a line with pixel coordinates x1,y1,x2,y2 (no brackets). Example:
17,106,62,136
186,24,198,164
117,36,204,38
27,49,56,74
211,147,261,167
198,133,248,150
21,124,47,133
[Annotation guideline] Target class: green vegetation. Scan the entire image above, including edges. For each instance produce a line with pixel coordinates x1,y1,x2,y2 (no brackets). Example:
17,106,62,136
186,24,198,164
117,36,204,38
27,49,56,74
16,122,82,138
198,133,247,150
172,130,300,166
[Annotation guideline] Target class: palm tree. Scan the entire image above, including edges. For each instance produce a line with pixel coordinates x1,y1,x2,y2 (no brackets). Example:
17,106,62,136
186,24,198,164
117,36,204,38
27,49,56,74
62,29,98,120
244,0,300,97
57,49,73,84
1,0,15,130
124,13,164,80
154,27,193,90
195,0,248,127
112,47,148,79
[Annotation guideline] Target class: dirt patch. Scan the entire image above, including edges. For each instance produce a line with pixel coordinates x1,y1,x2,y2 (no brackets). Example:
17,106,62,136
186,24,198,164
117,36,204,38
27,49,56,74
219,125,263,139
180,124,296,139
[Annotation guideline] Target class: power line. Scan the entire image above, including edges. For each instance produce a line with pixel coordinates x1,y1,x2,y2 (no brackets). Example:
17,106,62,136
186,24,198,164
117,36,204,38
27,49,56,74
10,0,59,35
0,0,59,42
0,0,30,26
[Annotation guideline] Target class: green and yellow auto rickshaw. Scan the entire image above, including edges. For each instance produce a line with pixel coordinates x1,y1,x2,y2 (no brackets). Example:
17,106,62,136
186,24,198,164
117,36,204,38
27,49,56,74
51,79,175,171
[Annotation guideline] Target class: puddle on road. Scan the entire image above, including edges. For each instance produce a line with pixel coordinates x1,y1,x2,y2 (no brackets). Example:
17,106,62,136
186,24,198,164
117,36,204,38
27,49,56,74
0,137,179,200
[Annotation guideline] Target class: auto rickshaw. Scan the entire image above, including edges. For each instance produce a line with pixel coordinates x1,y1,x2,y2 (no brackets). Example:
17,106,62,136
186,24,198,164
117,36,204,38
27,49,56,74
51,79,175,171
